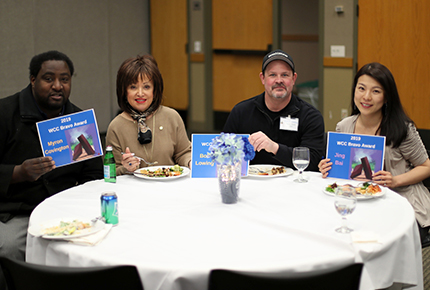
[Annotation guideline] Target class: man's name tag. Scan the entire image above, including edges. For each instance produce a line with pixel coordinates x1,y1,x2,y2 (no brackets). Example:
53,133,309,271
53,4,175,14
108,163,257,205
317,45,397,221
280,116,298,131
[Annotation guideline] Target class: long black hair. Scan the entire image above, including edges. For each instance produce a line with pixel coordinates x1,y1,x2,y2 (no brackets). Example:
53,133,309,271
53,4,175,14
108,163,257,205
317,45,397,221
351,62,412,148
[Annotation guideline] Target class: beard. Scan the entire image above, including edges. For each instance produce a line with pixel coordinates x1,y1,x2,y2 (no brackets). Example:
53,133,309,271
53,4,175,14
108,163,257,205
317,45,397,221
34,92,67,113
270,85,288,99
45,96,66,110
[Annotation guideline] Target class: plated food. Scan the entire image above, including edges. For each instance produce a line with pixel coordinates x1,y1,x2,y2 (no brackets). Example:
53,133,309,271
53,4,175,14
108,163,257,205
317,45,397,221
43,220,91,236
256,166,286,175
28,218,105,240
324,182,385,200
134,165,190,180
355,182,382,195
248,165,293,178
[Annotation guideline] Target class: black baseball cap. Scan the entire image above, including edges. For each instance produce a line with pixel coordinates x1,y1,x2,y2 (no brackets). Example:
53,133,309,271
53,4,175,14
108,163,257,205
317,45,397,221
262,49,295,73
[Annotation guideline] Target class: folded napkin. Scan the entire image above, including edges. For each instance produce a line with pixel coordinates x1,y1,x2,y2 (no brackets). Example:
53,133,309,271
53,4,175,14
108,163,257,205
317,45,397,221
351,231,381,243
68,224,113,246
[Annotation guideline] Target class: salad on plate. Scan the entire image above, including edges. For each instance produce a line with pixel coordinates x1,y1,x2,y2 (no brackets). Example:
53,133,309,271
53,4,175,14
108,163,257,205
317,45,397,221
325,181,384,199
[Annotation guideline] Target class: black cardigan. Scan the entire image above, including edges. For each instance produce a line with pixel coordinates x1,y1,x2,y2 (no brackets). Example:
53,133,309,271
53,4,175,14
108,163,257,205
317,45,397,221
223,92,325,171
0,85,103,222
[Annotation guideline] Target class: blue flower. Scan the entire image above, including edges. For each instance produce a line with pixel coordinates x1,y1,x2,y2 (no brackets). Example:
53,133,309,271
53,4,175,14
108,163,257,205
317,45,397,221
242,136,255,161
208,133,255,165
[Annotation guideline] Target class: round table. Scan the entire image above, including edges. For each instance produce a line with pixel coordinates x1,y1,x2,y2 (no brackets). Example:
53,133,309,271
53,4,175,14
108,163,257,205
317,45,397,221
26,171,423,290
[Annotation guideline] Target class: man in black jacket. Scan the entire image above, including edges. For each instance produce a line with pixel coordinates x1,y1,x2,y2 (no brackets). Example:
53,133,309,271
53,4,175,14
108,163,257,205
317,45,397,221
0,51,103,290
223,49,324,171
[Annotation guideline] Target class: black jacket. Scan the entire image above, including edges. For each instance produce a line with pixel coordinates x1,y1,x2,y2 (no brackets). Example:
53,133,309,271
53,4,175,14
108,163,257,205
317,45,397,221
223,92,325,171
0,85,103,222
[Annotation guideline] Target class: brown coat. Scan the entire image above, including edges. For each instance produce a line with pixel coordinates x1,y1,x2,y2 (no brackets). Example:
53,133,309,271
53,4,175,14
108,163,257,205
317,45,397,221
106,106,191,175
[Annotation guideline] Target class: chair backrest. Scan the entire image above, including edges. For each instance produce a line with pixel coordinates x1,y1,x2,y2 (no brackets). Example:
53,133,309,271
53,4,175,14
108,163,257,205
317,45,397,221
208,263,363,290
418,129,430,151
0,257,144,290
423,150,430,188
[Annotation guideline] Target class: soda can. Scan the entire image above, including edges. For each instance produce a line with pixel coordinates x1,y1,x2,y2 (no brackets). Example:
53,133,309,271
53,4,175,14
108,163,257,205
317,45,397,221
101,192,119,226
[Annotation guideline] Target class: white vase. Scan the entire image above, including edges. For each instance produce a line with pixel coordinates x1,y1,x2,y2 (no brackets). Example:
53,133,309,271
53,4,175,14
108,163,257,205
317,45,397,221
217,161,241,204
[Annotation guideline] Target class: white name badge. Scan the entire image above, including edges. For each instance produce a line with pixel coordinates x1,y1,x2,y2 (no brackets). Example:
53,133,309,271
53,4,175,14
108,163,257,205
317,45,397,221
280,116,299,131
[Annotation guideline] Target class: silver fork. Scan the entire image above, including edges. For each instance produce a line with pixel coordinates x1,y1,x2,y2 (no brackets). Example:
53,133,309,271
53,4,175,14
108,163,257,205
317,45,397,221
91,216,106,224
134,155,158,166
249,167,266,174
121,152,158,166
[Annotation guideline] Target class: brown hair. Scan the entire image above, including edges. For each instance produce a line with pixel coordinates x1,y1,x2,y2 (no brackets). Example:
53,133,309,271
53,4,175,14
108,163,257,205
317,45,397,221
116,54,164,114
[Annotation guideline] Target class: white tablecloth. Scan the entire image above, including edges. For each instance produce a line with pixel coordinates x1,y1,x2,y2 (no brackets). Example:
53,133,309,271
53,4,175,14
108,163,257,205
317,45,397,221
26,171,423,290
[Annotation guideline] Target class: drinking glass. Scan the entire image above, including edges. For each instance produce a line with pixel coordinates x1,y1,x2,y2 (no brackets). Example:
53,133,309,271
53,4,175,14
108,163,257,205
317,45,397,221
292,147,310,183
334,186,357,233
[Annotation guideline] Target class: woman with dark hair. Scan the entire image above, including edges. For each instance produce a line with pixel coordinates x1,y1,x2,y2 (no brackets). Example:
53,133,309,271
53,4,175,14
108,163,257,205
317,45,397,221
106,55,191,175
319,62,430,245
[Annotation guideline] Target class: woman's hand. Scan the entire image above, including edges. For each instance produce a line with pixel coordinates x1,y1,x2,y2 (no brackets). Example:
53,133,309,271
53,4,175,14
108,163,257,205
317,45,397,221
121,147,140,172
373,158,430,188
373,171,394,188
318,158,332,178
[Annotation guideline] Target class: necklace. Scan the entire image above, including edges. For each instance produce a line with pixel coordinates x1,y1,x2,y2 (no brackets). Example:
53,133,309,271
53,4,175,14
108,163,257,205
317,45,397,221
355,115,381,136
143,113,155,163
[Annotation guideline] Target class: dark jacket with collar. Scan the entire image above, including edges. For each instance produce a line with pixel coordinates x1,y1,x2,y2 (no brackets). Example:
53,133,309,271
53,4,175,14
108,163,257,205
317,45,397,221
0,85,103,222
223,92,324,171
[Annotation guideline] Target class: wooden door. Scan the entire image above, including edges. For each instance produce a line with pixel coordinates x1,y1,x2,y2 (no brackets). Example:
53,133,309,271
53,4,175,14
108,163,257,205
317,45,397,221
150,0,188,110
212,0,273,112
358,0,430,129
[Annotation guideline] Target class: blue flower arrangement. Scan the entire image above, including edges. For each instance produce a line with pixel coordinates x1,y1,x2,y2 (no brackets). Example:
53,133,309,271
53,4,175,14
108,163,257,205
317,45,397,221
208,133,255,165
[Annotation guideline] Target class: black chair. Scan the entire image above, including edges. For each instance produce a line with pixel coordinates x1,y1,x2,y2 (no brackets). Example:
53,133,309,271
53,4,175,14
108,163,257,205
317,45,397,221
418,129,430,151
0,257,144,290
418,129,430,190
208,263,363,290
423,150,430,189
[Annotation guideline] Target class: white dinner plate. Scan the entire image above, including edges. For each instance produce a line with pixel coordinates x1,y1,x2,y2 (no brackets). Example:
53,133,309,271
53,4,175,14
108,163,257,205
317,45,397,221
134,165,190,180
247,164,294,178
322,183,386,200
28,218,105,240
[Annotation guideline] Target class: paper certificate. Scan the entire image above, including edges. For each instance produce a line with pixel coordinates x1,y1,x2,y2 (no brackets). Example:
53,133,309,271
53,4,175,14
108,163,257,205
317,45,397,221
326,132,385,180
191,134,250,178
36,109,103,167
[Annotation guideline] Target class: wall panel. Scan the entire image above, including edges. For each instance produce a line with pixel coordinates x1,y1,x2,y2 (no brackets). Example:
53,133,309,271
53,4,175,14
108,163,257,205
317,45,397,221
0,0,150,132
358,0,430,129
150,0,189,110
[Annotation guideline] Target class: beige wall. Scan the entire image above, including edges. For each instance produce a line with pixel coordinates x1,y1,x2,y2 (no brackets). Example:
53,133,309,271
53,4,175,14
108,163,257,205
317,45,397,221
0,0,150,133
322,0,355,131
323,68,354,127
188,0,210,132
282,0,319,84
323,0,354,58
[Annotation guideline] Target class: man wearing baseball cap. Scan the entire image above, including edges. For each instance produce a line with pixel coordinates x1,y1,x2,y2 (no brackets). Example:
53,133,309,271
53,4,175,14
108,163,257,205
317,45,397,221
223,49,324,171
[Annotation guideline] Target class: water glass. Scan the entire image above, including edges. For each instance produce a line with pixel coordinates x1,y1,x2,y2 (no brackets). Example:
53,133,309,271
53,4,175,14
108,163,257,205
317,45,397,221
293,147,310,183
334,186,357,233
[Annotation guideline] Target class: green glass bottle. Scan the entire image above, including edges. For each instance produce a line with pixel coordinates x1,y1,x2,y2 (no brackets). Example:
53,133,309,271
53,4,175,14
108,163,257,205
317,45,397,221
104,146,116,183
